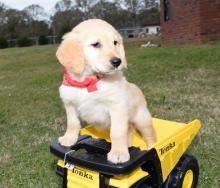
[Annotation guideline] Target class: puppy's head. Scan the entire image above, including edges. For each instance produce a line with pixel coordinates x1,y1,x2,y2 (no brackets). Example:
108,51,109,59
56,19,127,75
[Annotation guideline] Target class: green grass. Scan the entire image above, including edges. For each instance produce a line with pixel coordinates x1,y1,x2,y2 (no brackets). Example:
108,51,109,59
0,43,219,187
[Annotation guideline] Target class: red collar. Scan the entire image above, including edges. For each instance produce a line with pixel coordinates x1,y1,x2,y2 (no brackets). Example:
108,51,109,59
62,69,100,92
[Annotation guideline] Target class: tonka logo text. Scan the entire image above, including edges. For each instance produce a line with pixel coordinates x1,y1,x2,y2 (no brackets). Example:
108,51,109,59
159,142,175,155
73,168,93,180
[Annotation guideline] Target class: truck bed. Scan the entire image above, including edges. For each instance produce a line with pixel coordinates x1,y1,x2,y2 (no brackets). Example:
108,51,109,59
50,118,201,182
79,118,201,181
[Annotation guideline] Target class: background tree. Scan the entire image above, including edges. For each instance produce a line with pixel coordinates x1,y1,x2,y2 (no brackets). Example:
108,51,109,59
3,9,29,38
138,5,160,26
75,0,97,19
89,0,125,27
38,35,48,45
0,37,7,48
144,0,159,9
51,8,84,39
0,0,160,45
0,2,8,25
23,5,49,37
54,0,73,12
0,2,7,37
119,0,159,26
120,0,144,26
23,4,47,20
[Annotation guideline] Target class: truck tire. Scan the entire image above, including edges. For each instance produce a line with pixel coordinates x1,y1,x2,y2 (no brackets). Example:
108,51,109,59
163,154,199,188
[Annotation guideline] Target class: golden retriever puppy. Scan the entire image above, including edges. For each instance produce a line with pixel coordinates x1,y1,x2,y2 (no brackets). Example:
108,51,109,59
56,19,156,164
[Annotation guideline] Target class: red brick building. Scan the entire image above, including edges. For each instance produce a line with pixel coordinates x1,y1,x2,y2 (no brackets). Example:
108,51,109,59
160,0,220,45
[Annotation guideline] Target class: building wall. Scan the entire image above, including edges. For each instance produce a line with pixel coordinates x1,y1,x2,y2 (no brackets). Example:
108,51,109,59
160,0,220,45
199,1,220,43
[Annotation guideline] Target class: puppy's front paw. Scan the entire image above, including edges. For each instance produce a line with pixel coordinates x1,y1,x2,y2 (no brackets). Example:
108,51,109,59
58,135,78,147
147,137,156,148
107,150,130,164
148,141,155,148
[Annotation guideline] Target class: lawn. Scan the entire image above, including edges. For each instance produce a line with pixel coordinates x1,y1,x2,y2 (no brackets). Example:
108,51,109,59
0,42,219,187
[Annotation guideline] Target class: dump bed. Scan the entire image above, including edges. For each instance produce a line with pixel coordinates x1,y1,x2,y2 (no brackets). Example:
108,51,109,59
80,118,201,181
50,118,201,187
152,118,201,181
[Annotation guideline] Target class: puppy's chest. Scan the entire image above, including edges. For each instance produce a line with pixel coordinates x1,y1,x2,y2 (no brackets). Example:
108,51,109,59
77,94,110,127
60,85,111,126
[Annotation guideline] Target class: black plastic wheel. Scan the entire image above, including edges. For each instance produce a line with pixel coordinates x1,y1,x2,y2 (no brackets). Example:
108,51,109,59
163,154,199,188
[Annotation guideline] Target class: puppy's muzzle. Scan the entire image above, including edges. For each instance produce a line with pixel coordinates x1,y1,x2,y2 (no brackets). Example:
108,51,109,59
110,57,121,68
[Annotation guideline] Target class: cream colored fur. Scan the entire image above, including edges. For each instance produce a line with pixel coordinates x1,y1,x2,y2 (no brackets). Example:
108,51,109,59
56,19,156,164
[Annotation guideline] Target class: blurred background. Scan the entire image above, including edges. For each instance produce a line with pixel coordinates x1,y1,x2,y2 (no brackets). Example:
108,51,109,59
0,0,160,48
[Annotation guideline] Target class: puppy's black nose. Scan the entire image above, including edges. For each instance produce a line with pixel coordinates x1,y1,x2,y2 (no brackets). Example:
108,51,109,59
110,57,121,68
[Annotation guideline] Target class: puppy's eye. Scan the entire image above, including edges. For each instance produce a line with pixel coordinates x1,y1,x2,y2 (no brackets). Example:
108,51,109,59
114,40,118,46
91,42,101,48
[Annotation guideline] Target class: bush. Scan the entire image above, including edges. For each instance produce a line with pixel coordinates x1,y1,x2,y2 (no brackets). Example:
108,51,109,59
17,37,32,47
0,37,8,49
38,35,48,45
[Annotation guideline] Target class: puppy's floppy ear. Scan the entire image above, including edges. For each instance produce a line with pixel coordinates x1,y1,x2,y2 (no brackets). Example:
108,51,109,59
56,38,85,74
119,39,127,69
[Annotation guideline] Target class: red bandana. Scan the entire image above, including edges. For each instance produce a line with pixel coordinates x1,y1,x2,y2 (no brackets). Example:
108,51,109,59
62,69,99,92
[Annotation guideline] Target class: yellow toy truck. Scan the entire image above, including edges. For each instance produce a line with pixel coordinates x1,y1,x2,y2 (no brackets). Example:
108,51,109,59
50,118,201,188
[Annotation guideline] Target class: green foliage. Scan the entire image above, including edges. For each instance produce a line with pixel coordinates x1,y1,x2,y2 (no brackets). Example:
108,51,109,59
38,35,48,45
59,24,72,38
0,1,160,41
17,37,32,47
0,37,7,48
